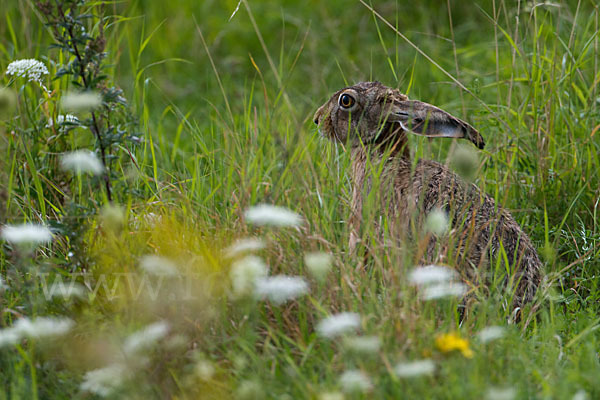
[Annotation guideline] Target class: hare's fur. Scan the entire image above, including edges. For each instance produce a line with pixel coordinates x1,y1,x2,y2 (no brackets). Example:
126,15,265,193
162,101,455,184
314,81,542,307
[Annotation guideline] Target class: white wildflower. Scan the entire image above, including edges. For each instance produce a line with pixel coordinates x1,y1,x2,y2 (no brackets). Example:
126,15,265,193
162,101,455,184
61,91,102,112
395,359,436,378
304,251,333,282
409,265,456,286
244,204,302,227
46,114,80,128
422,282,467,300
0,316,74,347
123,321,170,355
0,275,6,292
339,369,372,393
572,390,589,400
6,59,48,85
194,360,215,381
485,387,516,400
224,237,265,258
319,392,345,400
0,327,20,347
80,363,128,397
343,335,381,354
255,275,309,305
229,255,268,297
477,326,506,343
139,255,178,276
452,143,479,180
60,150,104,175
235,380,264,400
316,312,361,339
13,317,74,339
425,208,448,235
1,223,53,246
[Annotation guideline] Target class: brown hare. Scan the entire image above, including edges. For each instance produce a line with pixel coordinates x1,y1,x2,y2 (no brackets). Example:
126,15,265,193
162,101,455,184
313,81,542,308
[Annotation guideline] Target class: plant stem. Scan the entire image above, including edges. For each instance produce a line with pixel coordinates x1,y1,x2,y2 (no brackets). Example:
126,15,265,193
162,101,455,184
54,0,112,202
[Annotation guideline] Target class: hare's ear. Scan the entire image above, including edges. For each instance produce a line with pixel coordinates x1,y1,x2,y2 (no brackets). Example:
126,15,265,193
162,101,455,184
389,100,485,149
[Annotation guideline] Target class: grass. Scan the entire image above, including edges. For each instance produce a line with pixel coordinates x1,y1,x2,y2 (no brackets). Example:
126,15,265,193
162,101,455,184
1,0,600,398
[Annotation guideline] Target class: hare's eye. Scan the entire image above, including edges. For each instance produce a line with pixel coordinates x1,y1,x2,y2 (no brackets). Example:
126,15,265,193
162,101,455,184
339,93,355,109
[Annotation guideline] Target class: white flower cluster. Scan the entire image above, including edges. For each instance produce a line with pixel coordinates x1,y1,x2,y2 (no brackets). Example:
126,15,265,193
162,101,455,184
61,91,102,112
6,59,49,85
477,326,506,343
254,275,309,305
425,208,449,235
343,335,381,354
229,255,309,305
409,264,466,301
316,312,361,339
230,255,268,297
123,321,170,355
139,255,178,276
224,237,265,258
338,369,372,393
304,251,333,282
60,150,104,175
0,316,74,347
80,321,170,397
1,223,53,246
395,359,436,378
46,114,80,128
80,364,129,397
486,387,516,400
244,204,302,227
409,264,457,285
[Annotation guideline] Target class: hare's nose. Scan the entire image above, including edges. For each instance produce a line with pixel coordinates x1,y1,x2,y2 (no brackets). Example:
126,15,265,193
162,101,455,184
313,107,324,125
313,110,322,125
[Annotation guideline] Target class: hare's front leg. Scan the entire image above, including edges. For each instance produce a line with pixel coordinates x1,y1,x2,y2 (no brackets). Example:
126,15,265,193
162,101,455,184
348,180,363,254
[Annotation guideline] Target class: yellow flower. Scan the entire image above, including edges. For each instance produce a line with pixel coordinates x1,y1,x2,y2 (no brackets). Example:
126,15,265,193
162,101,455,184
435,332,474,358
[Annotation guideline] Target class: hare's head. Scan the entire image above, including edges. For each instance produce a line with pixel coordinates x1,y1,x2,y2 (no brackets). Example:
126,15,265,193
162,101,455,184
313,81,485,151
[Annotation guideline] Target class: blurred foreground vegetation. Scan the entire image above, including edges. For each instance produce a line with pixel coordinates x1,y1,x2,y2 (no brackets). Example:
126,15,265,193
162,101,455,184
0,0,599,398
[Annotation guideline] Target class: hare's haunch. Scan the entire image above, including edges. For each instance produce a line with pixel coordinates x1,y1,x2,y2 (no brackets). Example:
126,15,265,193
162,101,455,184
314,81,542,307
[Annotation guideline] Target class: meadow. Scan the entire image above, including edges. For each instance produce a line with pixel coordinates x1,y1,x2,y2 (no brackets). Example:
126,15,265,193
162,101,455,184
0,0,599,398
